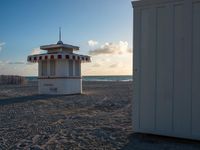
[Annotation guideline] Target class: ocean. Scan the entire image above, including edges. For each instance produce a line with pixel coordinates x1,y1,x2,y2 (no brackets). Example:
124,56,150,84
26,75,132,82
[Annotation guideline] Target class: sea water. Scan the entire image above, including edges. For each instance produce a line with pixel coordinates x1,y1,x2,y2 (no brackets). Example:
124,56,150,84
26,75,132,82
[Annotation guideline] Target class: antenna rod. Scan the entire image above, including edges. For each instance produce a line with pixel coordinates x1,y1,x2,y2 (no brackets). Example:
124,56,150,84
59,27,61,41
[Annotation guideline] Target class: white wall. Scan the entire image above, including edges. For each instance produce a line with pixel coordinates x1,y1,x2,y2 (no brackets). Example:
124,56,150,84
69,60,74,76
38,61,42,77
75,61,81,76
56,59,69,76
38,78,82,94
133,0,200,140
38,59,82,77
38,59,82,95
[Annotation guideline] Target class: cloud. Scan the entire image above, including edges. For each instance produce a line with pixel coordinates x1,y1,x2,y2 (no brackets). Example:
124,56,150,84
88,40,98,47
127,48,132,53
0,60,26,65
109,62,124,68
92,63,101,67
8,61,26,65
31,47,44,55
109,63,118,68
89,41,131,55
0,42,5,52
0,60,10,66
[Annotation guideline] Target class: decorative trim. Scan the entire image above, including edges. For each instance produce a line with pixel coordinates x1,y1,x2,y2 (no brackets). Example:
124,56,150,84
27,53,91,63
132,0,183,8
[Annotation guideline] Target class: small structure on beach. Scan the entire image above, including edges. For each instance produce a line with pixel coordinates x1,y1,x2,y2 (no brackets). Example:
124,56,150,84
27,29,90,94
132,0,200,140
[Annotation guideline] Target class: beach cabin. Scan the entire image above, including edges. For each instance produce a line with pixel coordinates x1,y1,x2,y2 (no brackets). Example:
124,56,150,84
27,30,90,94
132,0,200,140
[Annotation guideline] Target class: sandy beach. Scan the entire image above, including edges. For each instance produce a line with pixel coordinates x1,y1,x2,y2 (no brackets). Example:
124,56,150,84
0,81,132,149
0,81,200,150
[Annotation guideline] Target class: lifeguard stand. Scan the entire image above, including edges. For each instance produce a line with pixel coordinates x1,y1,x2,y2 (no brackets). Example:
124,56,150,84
27,28,90,94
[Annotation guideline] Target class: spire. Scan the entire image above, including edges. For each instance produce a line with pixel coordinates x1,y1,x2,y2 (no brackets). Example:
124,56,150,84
59,27,61,41
57,27,63,45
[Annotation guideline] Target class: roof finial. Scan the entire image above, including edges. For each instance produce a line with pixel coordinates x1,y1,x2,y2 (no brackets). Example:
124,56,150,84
59,27,61,41
57,27,63,45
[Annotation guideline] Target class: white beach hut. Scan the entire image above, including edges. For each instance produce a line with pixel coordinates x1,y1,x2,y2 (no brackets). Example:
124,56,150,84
132,0,200,140
27,29,90,95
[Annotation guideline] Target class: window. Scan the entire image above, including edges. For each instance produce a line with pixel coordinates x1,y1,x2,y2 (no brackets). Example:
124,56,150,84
50,60,56,76
41,60,47,76
69,60,73,76
75,61,80,76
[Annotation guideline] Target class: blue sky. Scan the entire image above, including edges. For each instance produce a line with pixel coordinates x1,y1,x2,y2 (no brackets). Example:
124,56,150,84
0,0,133,76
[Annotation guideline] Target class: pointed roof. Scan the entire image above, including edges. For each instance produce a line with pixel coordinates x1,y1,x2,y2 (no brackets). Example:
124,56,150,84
40,27,79,51
40,43,79,50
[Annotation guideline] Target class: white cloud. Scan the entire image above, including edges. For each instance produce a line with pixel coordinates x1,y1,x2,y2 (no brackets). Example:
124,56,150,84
88,40,98,47
109,63,118,68
109,62,124,68
92,63,101,67
0,60,26,65
89,41,132,55
31,47,44,55
82,40,133,75
0,42,5,52
8,61,26,65
0,60,38,76
0,60,8,66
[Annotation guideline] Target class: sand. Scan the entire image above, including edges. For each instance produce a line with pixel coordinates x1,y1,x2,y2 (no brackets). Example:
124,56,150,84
0,81,200,150
0,81,132,150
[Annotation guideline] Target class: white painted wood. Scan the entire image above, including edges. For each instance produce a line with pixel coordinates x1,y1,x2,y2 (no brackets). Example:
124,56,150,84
38,61,42,77
41,60,48,76
73,60,75,76
192,1,200,137
38,78,82,95
56,59,68,76
38,59,83,95
69,60,73,76
75,61,80,76
156,5,173,132
66,60,69,76
140,7,156,130
132,7,141,131
173,3,190,136
80,63,82,77
50,60,56,76
132,0,200,140
47,60,50,76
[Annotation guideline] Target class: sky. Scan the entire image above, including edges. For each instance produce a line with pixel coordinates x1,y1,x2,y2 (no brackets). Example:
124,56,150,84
0,0,133,76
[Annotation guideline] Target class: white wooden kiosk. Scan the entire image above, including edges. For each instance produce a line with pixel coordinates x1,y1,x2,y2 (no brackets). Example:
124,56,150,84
27,32,90,95
132,0,200,140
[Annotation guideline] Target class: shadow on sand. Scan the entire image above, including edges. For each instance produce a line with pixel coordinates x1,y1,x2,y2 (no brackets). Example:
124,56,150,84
121,133,200,150
0,94,69,105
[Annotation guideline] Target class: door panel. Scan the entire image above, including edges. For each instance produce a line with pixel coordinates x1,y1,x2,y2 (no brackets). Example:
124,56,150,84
140,8,156,130
192,2,200,136
156,6,173,132
173,4,190,135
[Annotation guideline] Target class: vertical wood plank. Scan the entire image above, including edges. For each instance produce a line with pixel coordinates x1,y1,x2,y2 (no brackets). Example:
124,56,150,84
140,7,156,130
156,5,173,132
133,7,141,131
192,1,200,137
173,3,190,135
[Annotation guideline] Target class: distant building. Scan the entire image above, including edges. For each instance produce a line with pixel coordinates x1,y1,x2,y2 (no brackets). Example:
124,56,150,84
27,29,90,94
